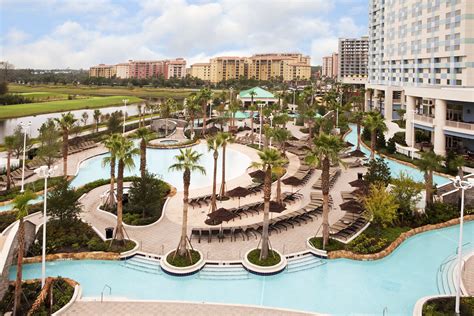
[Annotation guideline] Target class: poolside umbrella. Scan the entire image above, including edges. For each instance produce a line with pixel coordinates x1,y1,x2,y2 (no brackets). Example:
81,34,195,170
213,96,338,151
205,207,236,226
258,201,287,213
249,169,265,181
349,149,366,158
226,186,251,207
282,176,304,193
352,186,369,196
340,200,364,213
349,179,367,188
345,141,354,148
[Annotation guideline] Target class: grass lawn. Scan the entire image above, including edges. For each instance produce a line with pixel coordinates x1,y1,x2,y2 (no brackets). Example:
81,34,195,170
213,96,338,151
166,250,201,267
9,84,198,100
0,95,142,119
247,249,281,266
17,91,72,101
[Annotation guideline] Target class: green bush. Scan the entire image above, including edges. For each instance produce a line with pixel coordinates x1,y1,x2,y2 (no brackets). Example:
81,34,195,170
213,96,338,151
423,297,474,316
348,235,389,254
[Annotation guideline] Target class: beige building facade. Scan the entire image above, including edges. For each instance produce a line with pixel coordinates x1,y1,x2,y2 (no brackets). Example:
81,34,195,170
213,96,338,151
115,63,130,79
190,63,211,81
89,64,116,78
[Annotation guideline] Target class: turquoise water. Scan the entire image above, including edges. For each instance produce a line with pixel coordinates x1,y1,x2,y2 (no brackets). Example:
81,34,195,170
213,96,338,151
70,143,252,191
12,221,473,315
0,196,43,212
345,124,450,186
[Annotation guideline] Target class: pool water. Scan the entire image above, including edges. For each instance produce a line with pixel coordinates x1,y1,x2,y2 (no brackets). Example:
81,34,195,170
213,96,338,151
70,143,252,191
12,221,473,314
345,124,450,186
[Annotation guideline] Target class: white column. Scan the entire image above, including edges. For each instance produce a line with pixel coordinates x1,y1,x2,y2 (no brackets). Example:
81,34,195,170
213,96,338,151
364,90,371,112
433,99,447,156
405,96,415,147
384,89,393,121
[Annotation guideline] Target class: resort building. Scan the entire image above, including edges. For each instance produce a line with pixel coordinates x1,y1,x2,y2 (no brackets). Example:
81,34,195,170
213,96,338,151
164,58,186,79
322,53,339,79
366,0,474,157
237,86,278,107
115,63,130,79
89,64,116,78
190,63,211,81
209,57,247,83
338,37,368,85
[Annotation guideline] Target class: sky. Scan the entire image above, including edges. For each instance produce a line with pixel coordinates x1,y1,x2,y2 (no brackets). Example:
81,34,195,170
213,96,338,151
0,0,368,69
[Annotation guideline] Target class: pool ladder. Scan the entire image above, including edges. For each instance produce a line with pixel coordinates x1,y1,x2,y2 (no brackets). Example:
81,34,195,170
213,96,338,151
383,306,388,315
101,284,112,303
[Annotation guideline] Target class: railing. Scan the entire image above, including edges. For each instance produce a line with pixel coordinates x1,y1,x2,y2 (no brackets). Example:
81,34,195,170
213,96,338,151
383,306,388,316
445,120,474,131
101,284,112,303
414,114,434,124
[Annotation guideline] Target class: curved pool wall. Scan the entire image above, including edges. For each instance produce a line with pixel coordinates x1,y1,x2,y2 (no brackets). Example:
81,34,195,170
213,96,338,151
11,222,473,315
345,124,450,186
70,143,252,191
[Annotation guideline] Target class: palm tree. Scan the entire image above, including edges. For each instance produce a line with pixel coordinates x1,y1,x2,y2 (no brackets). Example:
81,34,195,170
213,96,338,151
363,112,387,160
249,90,257,142
162,98,178,135
136,104,143,127
352,111,366,151
81,111,89,127
4,135,15,191
228,100,241,129
366,88,374,111
54,112,76,177
218,132,234,197
12,190,36,316
102,134,121,208
271,127,291,156
417,151,444,208
185,95,201,138
134,127,154,179
207,135,223,213
114,136,139,242
169,148,206,256
198,88,213,134
305,134,345,249
250,148,287,260
93,109,101,133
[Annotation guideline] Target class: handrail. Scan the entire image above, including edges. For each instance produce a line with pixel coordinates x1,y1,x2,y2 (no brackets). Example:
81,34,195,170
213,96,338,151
383,306,388,316
101,284,112,303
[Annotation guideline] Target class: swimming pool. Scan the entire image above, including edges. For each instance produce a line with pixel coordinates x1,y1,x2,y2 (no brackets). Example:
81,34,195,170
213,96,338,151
70,143,252,191
345,124,451,186
12,221,473,314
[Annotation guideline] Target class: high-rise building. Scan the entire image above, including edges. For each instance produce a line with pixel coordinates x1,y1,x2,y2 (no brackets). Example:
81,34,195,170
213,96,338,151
89,64,116,78
190,63,211,81
164,58,186,79
338,37,368,84
115,63,130,79
210,57,247,83
366,0,474,157
322,53,339,79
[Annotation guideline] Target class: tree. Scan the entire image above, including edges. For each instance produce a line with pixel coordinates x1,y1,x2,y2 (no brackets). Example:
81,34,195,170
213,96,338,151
12,190,36,316
351,111,365,151
102,134,122,208
249,90,257,142
228,100,241,129
207,135,223,213
161,98,178,135
364,158,391,186
107,111,123,134
391,172,423,223
10,126,32,159
93,109,101,133
305,133,345,249
37,119,61,168
47,178,81,221
362,183,398,228
271,127,292,155
363,111,387,159
113,136,139,242
218,132,234,197
250,148,287,260
4,135,16,190
169,148,206,256
54,112,76,177
81,111,89,127
133,127,154,179
198,87,212,134
0,81,8,95
184,95,201,138
416,151,443,208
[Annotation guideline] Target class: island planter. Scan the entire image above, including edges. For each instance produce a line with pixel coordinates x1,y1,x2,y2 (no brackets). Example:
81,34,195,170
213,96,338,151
306,237,328,258
160,249,205,276
242,248,287,275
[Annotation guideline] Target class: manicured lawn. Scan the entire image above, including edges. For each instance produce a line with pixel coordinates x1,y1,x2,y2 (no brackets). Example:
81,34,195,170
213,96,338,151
247,249,281,266
166,250,201,267
0,95,142,119
310,237,346,252
17,91,71,101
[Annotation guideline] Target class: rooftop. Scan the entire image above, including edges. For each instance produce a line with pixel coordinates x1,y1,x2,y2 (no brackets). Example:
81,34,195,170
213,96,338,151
239,87,275,99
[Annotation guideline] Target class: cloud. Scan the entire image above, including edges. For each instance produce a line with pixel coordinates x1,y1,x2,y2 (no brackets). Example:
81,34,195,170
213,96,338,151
5,28,29,44
1,0,368,68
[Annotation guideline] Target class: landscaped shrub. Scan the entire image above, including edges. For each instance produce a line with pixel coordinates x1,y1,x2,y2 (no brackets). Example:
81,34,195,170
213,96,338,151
347,235,389,254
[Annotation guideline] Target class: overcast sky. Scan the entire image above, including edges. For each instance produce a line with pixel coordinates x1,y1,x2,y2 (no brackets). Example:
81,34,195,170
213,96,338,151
0,0,368,69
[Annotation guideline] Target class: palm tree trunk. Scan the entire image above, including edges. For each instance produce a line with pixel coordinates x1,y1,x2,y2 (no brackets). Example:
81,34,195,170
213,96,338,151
6,151,11,191
321,158,330,249
210,151,218,213
115,160,125,242
107,158,116,208
370,130,376,160
250,110,254,144
202,103,207,134
220,144,227,197
356,123,361,150
425,171,433,207
276,176,282,204
13,218,25,316
62,129,68,177
260,166,272,260
190,114,195,137
178,169,190,256
140,139,146,179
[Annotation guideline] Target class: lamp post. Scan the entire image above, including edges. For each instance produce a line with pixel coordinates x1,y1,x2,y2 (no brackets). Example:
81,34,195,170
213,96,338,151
258,103,263,149
122,99,128,135
452,176,474,315
269,114,274,147
34,165,58,288
19,121,31,192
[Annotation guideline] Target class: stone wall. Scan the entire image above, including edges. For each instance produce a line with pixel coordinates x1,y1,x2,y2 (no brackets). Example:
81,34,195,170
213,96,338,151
328,215,474,260
23,251,120,264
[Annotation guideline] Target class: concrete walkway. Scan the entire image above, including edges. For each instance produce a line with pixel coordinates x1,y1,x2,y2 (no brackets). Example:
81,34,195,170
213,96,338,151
63,301,319,316
462,254,474,295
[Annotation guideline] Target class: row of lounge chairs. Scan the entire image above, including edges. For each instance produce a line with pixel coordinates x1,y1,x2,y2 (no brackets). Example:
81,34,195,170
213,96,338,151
312,169,341,190
68,140,97,155
235,133,258,145
330,215,368,242
190,183,264,209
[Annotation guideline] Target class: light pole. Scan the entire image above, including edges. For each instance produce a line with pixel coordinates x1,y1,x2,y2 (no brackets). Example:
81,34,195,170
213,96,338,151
34,165,58,288
258,103,264,149
452,176,474,315
269,114,274,148
19,121,31,192
122,99,128,135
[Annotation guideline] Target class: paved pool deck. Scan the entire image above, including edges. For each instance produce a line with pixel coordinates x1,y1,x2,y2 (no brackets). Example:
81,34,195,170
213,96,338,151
463,254,474,295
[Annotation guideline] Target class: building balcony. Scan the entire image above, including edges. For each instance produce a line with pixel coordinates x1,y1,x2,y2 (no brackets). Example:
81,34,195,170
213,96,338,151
414,114,434,124
445,120,474,132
